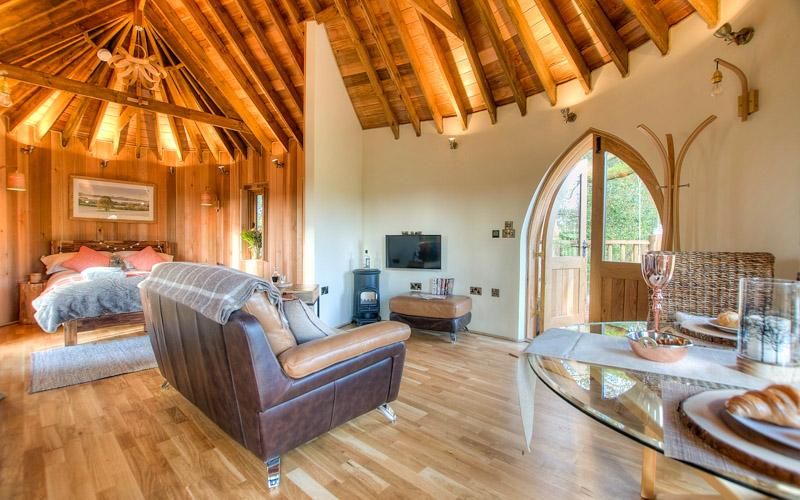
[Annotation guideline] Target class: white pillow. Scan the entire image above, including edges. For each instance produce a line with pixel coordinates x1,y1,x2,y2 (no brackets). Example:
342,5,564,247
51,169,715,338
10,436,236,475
41,252,77,275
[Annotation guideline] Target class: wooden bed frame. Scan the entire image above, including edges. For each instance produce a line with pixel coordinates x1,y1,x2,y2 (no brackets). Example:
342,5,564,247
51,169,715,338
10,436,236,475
49,240,176,346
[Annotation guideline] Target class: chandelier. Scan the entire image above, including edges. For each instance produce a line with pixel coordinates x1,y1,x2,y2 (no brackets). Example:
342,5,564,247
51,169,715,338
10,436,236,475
97,25,166,91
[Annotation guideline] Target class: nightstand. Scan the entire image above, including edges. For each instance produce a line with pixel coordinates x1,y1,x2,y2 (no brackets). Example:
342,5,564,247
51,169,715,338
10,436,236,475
19,282,45,325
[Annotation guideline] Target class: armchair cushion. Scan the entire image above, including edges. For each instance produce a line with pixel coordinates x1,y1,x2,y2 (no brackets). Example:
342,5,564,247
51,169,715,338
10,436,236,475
284,299,339,343
278,321,410,379
242,293,297,356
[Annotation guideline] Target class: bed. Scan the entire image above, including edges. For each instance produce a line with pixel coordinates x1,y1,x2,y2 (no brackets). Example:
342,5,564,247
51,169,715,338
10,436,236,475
33,240,175,346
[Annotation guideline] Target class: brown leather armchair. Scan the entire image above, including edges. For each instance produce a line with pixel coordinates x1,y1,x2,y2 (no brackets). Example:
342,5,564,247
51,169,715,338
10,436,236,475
142,290,410,489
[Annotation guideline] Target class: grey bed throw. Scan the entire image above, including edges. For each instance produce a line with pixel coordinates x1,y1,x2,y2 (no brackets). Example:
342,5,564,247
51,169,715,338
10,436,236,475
33,275,147,333
138,262,284,325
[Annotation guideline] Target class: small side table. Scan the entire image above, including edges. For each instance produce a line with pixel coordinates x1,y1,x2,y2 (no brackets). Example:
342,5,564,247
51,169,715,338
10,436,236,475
19,282,45,325
281,284,321,316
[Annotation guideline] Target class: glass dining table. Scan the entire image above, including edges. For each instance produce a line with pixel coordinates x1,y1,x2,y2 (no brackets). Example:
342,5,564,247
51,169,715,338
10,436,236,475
517,321,800,499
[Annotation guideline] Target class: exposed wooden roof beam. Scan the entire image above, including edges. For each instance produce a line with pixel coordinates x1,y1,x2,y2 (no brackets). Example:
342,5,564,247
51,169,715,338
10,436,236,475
88,73,114,152
163,72,211,154
147,0,281,151
170,71,222,159
622,0,669,55
305,0,322,14
0,63,254,134
147,111,164,160
261,0,305,75
386,0,443,134
358,0,421,136
417,14,468,130
449,0,496,124
313,5,339,24
500,0,557,105
686,0,719,28
62,95,91,147
407,0,462,40
333,0,400,139
279,0,302,26
231,0,304,110
113,106,137,154
575,0,629,76
35,93,74,143
199,0,304,145
474,0,526,116
143,25,186,161
533,0,590,93
178,69,243,158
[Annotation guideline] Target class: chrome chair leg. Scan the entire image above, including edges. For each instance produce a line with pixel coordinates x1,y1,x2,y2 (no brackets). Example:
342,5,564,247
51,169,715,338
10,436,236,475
266,456,281,489
376,403,397,424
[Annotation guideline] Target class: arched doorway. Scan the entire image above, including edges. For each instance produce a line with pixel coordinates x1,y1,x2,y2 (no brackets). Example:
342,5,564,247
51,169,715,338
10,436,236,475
525,130,664,338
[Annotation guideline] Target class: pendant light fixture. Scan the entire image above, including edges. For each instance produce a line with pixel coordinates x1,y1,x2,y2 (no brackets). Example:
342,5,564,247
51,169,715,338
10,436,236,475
0,71,12,108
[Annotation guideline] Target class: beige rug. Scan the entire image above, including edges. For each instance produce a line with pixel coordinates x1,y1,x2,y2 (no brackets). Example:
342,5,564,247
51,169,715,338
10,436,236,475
30,335,157,393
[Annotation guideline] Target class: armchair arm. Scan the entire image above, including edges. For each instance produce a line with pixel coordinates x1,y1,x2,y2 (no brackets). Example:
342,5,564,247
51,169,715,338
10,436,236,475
278,321,410,379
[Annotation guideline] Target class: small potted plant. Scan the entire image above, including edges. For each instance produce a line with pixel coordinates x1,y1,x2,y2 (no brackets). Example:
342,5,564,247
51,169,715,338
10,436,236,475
241,228,263,260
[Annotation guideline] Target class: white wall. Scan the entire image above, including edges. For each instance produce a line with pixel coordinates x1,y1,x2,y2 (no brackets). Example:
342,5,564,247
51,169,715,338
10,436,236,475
361,0,800,339
305,24,364,326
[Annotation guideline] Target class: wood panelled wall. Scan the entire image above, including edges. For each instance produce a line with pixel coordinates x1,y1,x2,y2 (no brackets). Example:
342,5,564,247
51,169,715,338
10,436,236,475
0,120,304,325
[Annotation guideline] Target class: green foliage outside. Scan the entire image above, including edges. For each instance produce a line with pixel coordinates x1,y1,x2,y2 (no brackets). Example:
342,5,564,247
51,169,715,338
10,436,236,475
241,229,263,258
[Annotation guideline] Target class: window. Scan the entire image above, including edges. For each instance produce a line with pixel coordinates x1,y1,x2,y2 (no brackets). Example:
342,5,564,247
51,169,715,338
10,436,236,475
242,183,267,260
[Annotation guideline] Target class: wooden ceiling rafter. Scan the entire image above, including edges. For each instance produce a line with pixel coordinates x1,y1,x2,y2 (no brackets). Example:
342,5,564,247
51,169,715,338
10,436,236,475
147,0,278,152
163,71,212,155
333,0,400,139
622,0,670,55
406,0,462,40
533,0,591,94
178,68,242,159
170,70,224,160
474,0,526,116
231,0,304,111
575,0,630,76
500,0,557,106
196,0,304,146
417,13,468,130
357,0,421,136
260,0,305,75
386,0,443,134
686,0,719,28
448,0,497,124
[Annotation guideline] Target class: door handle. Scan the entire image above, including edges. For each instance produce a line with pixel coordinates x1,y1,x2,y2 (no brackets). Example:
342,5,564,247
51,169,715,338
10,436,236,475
581,240,589,257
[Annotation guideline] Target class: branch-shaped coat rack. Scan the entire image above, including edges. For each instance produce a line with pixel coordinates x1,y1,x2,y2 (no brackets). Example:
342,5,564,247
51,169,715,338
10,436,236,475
638,115,717,251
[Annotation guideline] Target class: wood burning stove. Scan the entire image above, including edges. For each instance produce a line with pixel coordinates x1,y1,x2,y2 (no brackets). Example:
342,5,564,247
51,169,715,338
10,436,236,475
352,268,381,326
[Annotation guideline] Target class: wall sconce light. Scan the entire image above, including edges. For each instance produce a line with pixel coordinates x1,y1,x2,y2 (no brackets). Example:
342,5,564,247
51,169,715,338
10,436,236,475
0,71,12,108
560,108,577,123
711,58,758,121
448,137,458,150
6,168,26,192
714,22,754,45
99,159,110,169
271,158,285,168
200,187,221,211
20,145,35,155
217,165,229,175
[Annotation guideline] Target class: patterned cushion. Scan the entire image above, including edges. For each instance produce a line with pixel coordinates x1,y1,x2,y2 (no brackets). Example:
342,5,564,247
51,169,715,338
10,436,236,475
284,299,340,344
62,246,111,272
125,246,167,271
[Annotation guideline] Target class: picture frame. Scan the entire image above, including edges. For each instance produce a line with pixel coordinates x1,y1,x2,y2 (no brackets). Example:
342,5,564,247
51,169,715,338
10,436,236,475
69,176,156,223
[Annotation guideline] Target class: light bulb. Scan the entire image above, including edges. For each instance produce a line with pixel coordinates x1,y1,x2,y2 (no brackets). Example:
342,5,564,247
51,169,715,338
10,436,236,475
710,69,723,97
97,48,112,62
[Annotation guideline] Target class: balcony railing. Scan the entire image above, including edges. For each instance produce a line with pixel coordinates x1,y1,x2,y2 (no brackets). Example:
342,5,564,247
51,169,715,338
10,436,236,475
552,239,659,263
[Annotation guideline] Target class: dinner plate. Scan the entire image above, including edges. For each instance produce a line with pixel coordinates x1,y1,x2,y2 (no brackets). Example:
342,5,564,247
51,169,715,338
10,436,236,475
722,409,800,454
707,319,739,335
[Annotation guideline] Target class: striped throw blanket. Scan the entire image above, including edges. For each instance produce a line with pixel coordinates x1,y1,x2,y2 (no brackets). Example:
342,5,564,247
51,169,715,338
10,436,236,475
138,262,284,325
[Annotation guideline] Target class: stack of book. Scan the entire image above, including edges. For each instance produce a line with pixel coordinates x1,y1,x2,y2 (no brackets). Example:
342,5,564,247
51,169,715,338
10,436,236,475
431,277,454,296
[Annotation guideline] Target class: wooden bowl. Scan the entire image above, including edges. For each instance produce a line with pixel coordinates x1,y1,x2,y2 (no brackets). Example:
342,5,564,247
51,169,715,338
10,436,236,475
626,331,693,363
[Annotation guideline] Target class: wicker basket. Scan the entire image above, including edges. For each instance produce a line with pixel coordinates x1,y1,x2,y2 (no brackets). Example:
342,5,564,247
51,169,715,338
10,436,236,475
646,251,775,322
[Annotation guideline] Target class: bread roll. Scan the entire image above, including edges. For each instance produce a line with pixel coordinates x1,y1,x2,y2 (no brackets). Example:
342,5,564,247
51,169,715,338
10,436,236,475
725,385,800,428
717,311,740,328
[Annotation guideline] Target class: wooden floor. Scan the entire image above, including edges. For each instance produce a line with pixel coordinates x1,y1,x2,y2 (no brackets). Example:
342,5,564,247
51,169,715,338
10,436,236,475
0,324,728,499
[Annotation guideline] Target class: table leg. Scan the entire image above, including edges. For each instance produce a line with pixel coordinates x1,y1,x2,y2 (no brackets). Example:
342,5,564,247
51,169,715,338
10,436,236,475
316,299,320,317
516,354,537,453
64,320,78,346
641,447,657,499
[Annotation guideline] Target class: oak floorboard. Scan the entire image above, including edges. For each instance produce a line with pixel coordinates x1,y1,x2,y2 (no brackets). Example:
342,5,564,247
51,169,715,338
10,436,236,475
0,323,719,498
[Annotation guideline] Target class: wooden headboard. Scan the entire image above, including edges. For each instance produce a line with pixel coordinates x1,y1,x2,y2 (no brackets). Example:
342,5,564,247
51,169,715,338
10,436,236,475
50,240,176,256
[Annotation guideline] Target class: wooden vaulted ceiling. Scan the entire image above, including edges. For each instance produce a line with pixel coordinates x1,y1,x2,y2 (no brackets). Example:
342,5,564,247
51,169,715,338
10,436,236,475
0,0,719,155
324,0,720,136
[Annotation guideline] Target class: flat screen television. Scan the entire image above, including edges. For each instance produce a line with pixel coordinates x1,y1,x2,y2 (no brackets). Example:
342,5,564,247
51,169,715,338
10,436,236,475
385,234,442,269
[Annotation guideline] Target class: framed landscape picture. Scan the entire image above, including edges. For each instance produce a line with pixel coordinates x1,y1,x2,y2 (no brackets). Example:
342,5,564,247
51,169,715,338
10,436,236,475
70,176,156,223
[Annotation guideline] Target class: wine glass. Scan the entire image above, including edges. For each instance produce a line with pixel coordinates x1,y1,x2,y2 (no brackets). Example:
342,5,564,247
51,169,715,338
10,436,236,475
641,253,675,333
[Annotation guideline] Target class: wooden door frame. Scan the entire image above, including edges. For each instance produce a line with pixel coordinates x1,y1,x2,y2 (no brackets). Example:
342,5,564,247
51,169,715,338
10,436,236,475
524,129,664,339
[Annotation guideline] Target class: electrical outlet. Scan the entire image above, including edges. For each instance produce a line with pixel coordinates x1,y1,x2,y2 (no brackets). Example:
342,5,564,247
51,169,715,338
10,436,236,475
321,286,329,295
492,230,500,238
470,286,482,296
410,282,422,291
491,288,500,297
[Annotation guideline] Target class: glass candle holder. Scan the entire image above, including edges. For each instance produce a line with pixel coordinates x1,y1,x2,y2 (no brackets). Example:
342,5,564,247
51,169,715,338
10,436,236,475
737,278,800,381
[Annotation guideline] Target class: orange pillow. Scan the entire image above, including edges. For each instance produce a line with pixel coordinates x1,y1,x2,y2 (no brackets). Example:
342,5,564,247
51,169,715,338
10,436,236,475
126,246,167,271
62,246,111,272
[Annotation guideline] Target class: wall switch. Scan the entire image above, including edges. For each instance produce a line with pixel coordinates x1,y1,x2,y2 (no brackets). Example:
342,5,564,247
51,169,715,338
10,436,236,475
321,286,329,295
470,287,482,296
410,282,422,291
491,288,500,297
492,230,500,238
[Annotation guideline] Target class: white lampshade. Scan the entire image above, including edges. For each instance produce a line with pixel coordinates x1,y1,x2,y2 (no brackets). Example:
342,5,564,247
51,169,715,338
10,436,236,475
97,48,112,62
7,170,26,192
